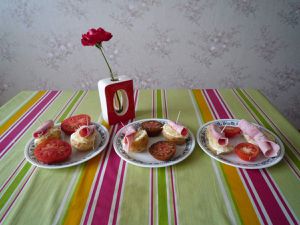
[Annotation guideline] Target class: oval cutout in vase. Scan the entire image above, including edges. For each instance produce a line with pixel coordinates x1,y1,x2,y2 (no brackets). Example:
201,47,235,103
113,89,129,116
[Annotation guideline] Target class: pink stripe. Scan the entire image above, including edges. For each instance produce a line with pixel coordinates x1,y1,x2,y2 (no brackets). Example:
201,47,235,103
231,89,300,179
112,161,126,225
0,167,36,223
90,90,139,225
84,91,139,224
0,91,60,159
0,91,78,197
205,89,293,225
91,124,122,225
239,169,268,225
246,170,291,225
163,89,167,118
0,159,25,193
67,91,88,118
0,92,50,141
262,170,298,224
243,90,300,158
53,91,78,121
0,91,87,222
163,89,178,225
150,90,155,225
150,168,154,225
214,90,234,118
111,90,138,224
206,89,229,119
202,90,218,119
82,126,116,225
170,168,178,225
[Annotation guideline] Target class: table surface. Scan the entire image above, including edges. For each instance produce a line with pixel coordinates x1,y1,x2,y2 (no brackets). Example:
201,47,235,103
0,89,299,225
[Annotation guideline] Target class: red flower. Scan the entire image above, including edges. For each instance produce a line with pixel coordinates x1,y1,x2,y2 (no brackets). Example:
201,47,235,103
81,27,112,46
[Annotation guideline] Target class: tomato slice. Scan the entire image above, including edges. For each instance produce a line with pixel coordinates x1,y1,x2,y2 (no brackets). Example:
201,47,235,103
61,114,91,135
221,126,241,138
234,142,260,161
34,139,72,164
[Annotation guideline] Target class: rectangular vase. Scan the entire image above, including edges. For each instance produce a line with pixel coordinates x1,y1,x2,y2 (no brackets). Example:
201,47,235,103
98,75,135,125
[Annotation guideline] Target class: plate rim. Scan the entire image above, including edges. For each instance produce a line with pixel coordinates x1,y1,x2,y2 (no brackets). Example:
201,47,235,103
24,122,110,169
196,119,285,169
113,118,195,168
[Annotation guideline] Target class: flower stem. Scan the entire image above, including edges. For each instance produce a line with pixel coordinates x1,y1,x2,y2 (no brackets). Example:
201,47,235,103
96,44,123,113
96,44,117,81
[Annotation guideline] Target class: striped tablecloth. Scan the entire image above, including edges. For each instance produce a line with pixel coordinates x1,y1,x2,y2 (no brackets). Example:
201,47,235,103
0,89,299,225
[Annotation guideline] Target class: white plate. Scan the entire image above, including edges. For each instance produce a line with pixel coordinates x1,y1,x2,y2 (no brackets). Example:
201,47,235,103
24,122,109,169
197,119,285,169
113,118,195,168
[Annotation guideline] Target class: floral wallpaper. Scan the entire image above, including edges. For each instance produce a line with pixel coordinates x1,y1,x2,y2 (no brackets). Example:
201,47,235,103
0,0,300,128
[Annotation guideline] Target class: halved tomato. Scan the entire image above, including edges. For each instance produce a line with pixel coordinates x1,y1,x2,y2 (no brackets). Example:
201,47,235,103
234,142,260,161
61,114,91,135
221,126,241,138
34,139,72,164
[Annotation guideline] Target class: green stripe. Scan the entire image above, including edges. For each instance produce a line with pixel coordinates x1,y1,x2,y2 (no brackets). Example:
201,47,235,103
167,90,232,225
118,90,152,225
57,91,85,122
157,169,168,225
0,91,84,219
156,89,168,225
245,89,300,146
219,89,300,219
236,89,300,170
0,162,31,211
156,89,163,118
0,91,37,125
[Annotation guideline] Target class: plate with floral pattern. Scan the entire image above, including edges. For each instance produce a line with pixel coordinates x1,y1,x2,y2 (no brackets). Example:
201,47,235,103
113,118,195,168
197,119,285,169
24,122,109,169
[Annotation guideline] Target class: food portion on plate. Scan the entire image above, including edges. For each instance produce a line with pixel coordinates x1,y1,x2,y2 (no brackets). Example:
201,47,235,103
61,114,91,135
34,139,72,164
149,141,176,161
33,120,61,145
197,119,284,169
205,119,280,162
238,119,280,158
162,120,188,145
31,114,101,165
234,142,260,161
70,125,99,151
141,120,163,137
120,119,189,162
122,125,149,152
206,124,232,155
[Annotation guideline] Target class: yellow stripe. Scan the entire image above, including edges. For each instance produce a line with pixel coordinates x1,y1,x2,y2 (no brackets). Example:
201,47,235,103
0,91,47,135
63,122,110,225
193,90,260,225
63,154,102,225
192,89,214,121
221,165,260,225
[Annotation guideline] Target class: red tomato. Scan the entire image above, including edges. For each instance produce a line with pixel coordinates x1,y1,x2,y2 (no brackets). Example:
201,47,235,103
221,126,241,138
234,142,260,161
61,114,91,135
34,139,72,164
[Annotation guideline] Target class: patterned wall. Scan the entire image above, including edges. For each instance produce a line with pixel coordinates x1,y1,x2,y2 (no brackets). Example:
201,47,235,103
1,0,300,127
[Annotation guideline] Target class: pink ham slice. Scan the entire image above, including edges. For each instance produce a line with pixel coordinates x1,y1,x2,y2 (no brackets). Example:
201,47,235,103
33,120,54,138
123,125,136,152
208,124,229,146
238,119,280,157
79,125,95,137
168,121,188,137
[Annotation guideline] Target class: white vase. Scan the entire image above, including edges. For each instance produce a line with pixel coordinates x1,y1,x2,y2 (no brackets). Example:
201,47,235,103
98,75,135,125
